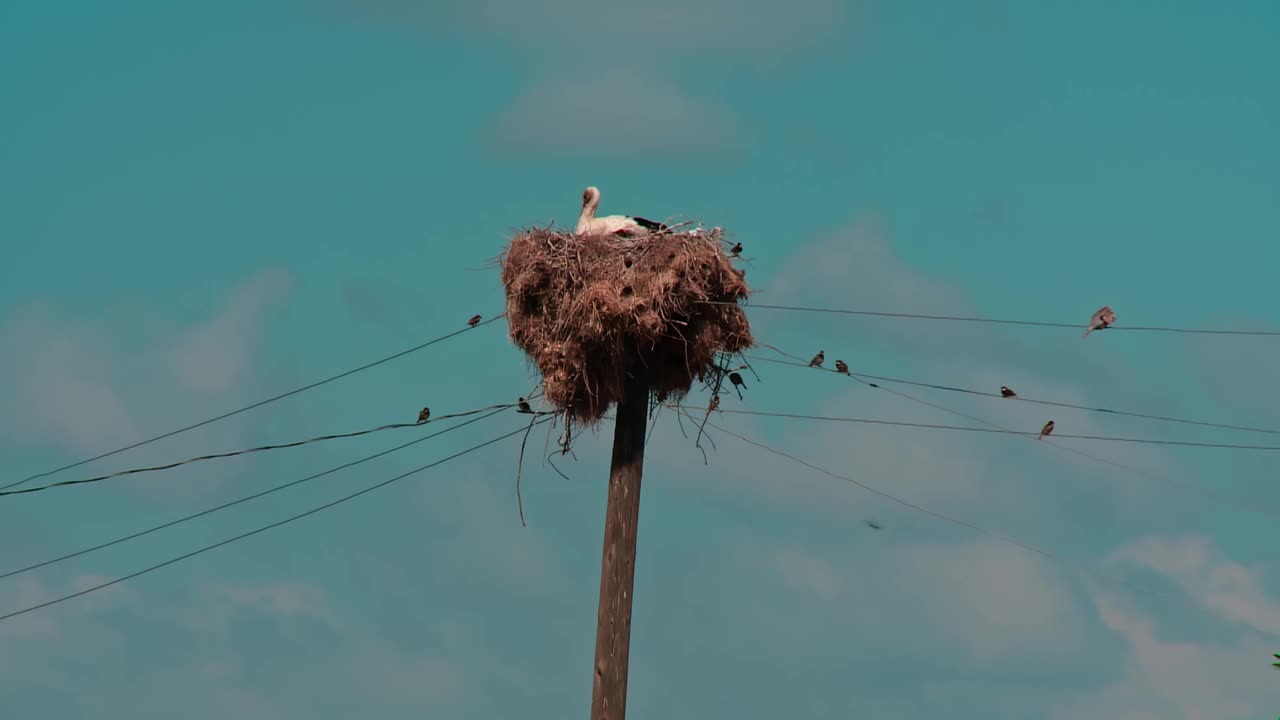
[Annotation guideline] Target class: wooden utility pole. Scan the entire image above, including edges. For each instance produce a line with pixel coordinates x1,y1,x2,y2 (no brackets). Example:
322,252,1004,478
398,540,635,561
590,371,650,720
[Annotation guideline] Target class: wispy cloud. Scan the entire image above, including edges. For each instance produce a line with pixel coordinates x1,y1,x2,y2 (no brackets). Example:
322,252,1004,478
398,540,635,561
487,64,745,159
1106,535,1280,634
0,269,290,498
1058,590,1280,720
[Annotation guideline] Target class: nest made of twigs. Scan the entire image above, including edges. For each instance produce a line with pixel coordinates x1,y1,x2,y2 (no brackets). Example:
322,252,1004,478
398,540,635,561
500,226,752,425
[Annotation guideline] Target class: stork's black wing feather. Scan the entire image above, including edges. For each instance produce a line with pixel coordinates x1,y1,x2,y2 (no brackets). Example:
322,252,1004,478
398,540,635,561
631,216,667,232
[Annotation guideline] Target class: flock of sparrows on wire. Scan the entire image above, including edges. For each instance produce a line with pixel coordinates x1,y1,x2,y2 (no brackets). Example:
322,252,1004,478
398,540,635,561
803,305,1118,443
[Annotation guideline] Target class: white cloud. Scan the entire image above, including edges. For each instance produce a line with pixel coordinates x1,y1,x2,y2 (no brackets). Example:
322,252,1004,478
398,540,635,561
767,545,841,599
0,576,478,719
0,269,290,497
0,303,142,453
169,269,289,394
1107,535,1280,635
730,533,1084,665
897,538,1081,660
488,64,744,159
1054,592,1280,720
184,580,340,634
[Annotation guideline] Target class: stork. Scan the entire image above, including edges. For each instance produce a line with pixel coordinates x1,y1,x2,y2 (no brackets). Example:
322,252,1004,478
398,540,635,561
575,186,666,236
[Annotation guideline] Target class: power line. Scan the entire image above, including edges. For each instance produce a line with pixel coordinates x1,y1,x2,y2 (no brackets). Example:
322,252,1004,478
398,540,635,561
1,314,507,492
0,403,519,498
0,416,551,622
692,414,1190,606
703,301,1280,336
746,354,1280,436
0,404,517,581
706,408,1280,450
678,406,1280,640
769,355,1280,520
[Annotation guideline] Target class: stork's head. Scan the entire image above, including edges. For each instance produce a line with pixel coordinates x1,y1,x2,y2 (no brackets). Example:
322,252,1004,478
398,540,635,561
581,186,601,213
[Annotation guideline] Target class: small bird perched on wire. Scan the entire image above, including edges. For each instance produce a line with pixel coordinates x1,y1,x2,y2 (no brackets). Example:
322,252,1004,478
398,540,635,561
517,397,532,413
708,394,720,412
729,242,743,257
727,371,747,400
467,314,482,327
835,359,850,375
809,351,825,368
1083,305,1116,338
1038,420,1055,439
1000,386,1017,398
417,407,431,423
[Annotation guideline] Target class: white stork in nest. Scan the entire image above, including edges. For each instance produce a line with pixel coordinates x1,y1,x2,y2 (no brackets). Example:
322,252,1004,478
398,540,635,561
575,186,667,236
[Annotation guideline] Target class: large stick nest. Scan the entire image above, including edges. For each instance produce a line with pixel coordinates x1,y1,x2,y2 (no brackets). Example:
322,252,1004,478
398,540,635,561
500,226,753,425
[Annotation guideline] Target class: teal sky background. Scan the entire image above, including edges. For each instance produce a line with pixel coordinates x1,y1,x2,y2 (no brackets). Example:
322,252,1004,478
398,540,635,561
2,1,1279,717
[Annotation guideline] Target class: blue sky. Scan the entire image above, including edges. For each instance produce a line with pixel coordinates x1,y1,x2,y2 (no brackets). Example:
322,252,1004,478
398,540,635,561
2,0,1279,717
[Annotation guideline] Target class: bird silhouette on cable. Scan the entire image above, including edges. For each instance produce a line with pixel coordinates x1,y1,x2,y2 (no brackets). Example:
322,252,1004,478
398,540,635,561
517,397,532,413
835,360,850,375
467,314,482,327
1083,306,1116,338
417,407,431,423
1000,386,1017,398
729,242,743,257
809,351,825,368
728,372,746,400
1038,420,1055,439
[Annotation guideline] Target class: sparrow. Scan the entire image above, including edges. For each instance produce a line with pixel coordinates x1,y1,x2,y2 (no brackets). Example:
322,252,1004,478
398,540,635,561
1038,420,1055,439
467,314,482,327
417,407,431,423
809,351,825,368
708,394,720,412
1082,305,1116,338
728,372,746,400
835,359,850,375
729,242,743,257
1000,386,1017,398
517,397,532,413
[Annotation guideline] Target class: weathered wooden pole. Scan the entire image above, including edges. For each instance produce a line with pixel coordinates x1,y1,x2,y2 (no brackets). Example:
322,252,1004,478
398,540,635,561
590,371,650,720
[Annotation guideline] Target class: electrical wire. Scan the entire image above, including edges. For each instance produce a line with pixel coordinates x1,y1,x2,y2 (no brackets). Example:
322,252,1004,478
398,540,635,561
0,403,519,498
1,314,507,492
0,403,520,581
701,301,1280,336
760,355,1280,520
690,414,1199,607
747,354,1280,436
0,416,552,622
705,408,1280,450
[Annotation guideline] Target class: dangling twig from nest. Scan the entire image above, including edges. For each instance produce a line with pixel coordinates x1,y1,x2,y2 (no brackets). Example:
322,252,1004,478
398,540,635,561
647,400,664,445
515,414,542,527
545,450,574,481
736,352,762,383
694,356,733,460
677,405,714,464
